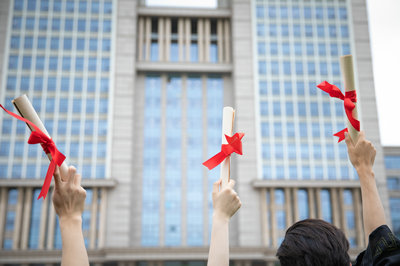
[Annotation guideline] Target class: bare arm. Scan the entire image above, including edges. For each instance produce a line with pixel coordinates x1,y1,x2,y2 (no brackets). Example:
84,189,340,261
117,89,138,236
207,180,241,266
53,166,89,266
345,131,386,240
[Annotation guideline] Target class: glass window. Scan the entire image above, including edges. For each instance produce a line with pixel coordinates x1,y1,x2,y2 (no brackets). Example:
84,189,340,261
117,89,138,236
50,37,59,50
281,24,289,36
260,101,268,115
27,0,36,10
258,42,266,56
317,25,325,37
49,56,58,70
271,61,279,75
257,24,265,37
13,16,22,30
79,1,87,13
62,57,71,71
294,42,302,55
64,37,72,50
316,7,323,19
300,123,307,137
52,18,60,31
306,43,314,55
24,36,33,49
304,7,312,19
330,43,339,56
88,57,97,71
293,24,301,36
321,190,332,222
39,17,47,30
6,76,17,91
102,58,109,71
295,61,303,75
288,143,296,159
259,81,267,95
261,122,269,137
329,25,337,37
87,78,96,91
301,144,309,159
269,24,277,36
100,78,108,92
342,43,350,55
73,99,82,113
102,39,111,51
268,6,276,18
273,102,281,116
298,102,306,116
75,57,84,71
77,38,85,50
91,1,100,13
270,42,278,55
275,143,283,159
332,62,340,75
14,0,23,10
292,6,300,19
283,61,291,75
77,19,86,31
11,36,20,49
272,81,279,95
341,25,349,38
307,62,315,75
286,101,293,116
75,77,83,91
46,98,55,112
89,38,97,51
65,18,73,31
385,156,400,169
256,5,264,18
339,8,347,19
22,55,32,69
258,61,266,74
103,19,111,32
37,37,46,49
274,122,282,137
104,1,112,14
66,0,74,12
34,77,43,91
298,190,309,219
280,6,288,18
318,43,326,56
40,0,49,11
328,166,336,179
53,0,61,11
61,77,69,91
86,99,95,113
305,25,313,37
48,77,56,91
90,19,98,32
287,122,295,137
328,7,335,19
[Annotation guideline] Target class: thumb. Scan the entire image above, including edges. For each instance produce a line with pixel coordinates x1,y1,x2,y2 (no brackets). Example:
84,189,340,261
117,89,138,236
213,179,221,194
53,166,61,188
227,179,236,189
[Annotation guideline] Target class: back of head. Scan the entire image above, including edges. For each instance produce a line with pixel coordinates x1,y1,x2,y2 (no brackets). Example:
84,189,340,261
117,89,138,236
276,219,350,266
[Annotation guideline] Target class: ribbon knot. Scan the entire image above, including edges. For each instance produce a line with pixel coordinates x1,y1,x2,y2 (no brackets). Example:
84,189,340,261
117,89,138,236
317,81,360,142
203,132,244,170
1,104,66,199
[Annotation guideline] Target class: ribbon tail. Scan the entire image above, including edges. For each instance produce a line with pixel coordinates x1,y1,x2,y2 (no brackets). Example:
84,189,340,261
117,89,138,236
333,128,348,143
37,160,56,200
203,152,228,170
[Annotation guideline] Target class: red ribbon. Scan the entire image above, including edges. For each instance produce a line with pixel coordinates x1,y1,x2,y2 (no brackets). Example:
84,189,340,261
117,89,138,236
317,81,360,142
1,104,66,199
203,133,244,170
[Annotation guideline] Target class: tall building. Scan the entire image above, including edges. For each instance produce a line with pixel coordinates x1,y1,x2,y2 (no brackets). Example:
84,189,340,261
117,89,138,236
0,0,393,265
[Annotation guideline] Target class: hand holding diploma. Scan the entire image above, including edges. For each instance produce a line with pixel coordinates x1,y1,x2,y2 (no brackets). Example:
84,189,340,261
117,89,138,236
203,107,244,188
53,166,89,266
317,55,360,142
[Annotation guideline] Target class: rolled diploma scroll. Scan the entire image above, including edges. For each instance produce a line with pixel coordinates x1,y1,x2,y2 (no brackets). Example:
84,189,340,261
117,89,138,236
12,94,69,180
340,55,359,142
220,107,235,189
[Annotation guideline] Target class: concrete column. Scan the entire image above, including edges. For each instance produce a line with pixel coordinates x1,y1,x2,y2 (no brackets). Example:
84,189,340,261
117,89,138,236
138,17,144,61
46,190,56,249
145,17,151,61
217,19,224,63
158,18,164,61
21,188,33,249
0,188,7,249
260,188,268,246
331,188,341,227
12,188,24,249
284,188,292,226
308,188,316,218
224,19,231,63
353,188,365,247
338,188,346,229
292,188,299,222
315,188,322,219
198,19,204,62
204,19,210,62
89,188,99,249
185,18,191,61
178,18,184,61
98,188,107,248
165,18,171,61
270,189,277,247
38,195,49,249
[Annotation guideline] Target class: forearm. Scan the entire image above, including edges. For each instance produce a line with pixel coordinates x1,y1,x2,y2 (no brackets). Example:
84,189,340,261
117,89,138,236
207,213,229,266
357,166,386,239
60,216,89,266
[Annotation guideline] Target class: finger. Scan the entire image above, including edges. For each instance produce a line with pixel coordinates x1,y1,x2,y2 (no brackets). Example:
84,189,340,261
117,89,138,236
213,179,222,193
344,132,353,147
227,179,236,189
53,166,62,188
74,173,82,186
67,166,77,185
357,131,365,144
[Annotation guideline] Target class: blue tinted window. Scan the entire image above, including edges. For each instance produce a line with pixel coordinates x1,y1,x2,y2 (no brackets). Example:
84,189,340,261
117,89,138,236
90,19,98,32
281,24,289,36
318,43,326,56
317,25,324,37
0,142,10,156
75,77,83,91
11,36,20,49
257,24,265,37
62,57,71,71
328,7,335,19
259,81,267,95
78,19,86,31
271,61,279,75
295,61,303,75
316,7,323,19
302,166,310,179
27,0,36,10
61,77,69,91
304,7,312,19
301,144,309,159
261,122,269,137
14,0,23,10
34,77,43,90
256,5,264,18
49,56,58,70
292,6,300,19
305,25,312,37
103,20,111,32
339,8,347,19
66,0,74,12
270,42,278,54
287,122,295,137
52,18,60,31
260,101,268,115
258,61,266,74
385,156,400,169
6,76,17,91
22,56,32,69
268,6,276,18
64,38,72,50
298,190,309,219
37,37,46,49
39,17,47,30
294,42,302,55
53,0,61,11
274,122,282,137
47,77,56,90
102,39,111,51
307,62,315,75
332,62,340,75
321,190,332,222
298,102,306,116
342,43,350,55
273,102,281,115
314,144,322,159
306,43,314,55
24,36,33,49
89,38,97,51
283,61,291,75
275,143,283,159
91,1,99,13
87,78,96,91
79,1,87,13
286,102,293,116
293,24,301,36
88,57,96,71
288,143,296,159
73,99,82,113
75,57,84,71
329,25,337,37
102,58,110,71
77,38,85,50
50,37,59,50
269,24,277,36
299,123,307,137
258,42,266,55
65,18,73,31
13,16,22,30
104,1,112,14
341,25,349,38
330,43,338,55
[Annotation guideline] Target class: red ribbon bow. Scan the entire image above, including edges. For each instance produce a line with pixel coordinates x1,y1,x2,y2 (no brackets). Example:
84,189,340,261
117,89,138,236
317,81,360,142
203,133,244,170
1,104,66,199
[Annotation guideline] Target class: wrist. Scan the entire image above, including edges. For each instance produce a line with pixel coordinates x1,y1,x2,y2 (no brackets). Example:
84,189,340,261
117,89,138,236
356,165,374,177
213,210,230,223
59,215,82,226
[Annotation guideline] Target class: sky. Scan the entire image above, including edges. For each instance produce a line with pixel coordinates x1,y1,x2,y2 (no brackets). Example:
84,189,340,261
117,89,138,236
147,0,400,146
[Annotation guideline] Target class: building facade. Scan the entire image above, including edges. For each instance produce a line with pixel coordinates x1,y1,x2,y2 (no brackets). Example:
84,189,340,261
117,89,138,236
0,0,393,265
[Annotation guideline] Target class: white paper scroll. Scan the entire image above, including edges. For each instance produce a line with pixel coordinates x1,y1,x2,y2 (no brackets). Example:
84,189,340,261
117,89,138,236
340,55,359,142
220,107,235,189
12,94,69,180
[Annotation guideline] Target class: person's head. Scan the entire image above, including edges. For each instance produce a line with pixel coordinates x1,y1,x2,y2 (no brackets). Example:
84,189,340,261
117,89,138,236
276,219,350,266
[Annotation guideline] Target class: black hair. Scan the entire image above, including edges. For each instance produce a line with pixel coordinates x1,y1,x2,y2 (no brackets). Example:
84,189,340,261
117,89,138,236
276,219,350,266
